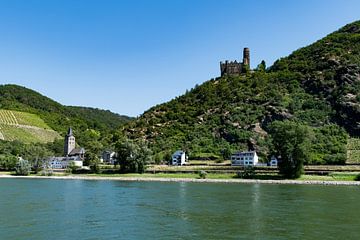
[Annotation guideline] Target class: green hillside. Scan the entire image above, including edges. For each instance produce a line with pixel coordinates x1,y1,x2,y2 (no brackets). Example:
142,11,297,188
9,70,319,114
123,21,360,164
0,84,132,163
0,84,132,144
271,21,360,135
0,110,59,143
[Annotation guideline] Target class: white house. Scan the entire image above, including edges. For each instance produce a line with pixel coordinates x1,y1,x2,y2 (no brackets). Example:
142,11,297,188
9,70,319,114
101,151,117,164
231,151,259,166
171,150,186,166
269,156,278,166
47,156,83,169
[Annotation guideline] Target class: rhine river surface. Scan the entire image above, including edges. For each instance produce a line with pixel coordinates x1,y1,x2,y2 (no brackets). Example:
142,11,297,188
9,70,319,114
0,179,359,240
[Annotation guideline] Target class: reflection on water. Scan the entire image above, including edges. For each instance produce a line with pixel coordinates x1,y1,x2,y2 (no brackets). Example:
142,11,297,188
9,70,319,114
0,179,360,240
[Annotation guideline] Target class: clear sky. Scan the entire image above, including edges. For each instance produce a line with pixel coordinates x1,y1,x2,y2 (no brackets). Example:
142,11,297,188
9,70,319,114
0,0,359,116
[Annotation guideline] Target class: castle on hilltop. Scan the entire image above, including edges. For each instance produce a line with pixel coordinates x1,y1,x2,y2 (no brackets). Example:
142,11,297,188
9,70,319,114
220,48,250,76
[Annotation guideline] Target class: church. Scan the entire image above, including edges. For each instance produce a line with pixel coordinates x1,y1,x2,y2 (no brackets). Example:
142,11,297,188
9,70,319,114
64,127,85,160
47,127,85,169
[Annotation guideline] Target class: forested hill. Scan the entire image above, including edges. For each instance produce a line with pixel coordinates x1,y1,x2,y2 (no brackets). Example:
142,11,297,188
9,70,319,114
0,84,132,134
123,20,360,164
271,21,360,135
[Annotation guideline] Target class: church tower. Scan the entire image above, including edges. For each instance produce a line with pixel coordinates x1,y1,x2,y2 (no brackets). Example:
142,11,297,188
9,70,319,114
64,127,76,156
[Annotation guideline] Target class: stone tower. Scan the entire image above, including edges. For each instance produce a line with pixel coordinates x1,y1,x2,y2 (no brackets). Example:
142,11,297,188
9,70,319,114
64,127,76,156
243,47,250,67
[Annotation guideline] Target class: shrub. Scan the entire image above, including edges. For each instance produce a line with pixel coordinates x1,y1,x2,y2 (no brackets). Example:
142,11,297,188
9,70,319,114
39,169,53,176
355,174,360,181
66,161,80,174
237,166,255,179
199,170,207,179
90,162,101,174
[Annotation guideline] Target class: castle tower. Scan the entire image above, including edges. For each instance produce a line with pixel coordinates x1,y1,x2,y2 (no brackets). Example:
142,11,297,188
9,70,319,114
243,47,250,67
64,127,76,156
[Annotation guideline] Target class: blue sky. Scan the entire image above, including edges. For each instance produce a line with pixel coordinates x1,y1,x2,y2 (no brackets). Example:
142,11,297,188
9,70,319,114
0,0,359,116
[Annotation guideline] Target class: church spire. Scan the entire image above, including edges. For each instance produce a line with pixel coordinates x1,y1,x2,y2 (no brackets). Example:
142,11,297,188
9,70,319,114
67,127,73,136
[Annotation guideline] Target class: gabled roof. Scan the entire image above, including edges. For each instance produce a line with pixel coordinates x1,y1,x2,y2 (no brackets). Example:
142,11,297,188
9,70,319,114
69,147,85,156
172,150,185,156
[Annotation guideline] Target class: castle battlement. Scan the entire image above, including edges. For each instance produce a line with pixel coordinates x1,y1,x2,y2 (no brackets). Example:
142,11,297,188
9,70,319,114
220,48,250,76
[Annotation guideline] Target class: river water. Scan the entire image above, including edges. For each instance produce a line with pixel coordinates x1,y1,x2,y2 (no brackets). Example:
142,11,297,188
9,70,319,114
0,179,359,239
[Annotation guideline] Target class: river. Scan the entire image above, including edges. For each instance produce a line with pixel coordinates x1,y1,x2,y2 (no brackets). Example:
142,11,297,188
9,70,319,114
0,179,359,239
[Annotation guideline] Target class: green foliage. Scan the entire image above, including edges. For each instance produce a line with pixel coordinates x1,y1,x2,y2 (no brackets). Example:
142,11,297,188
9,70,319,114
269,121,311,178
199,170,207,179
270,21,360,135
163,151,172,164
66,161,80,174
115,140,152,173
87,156,101,174
355,174,360,181
221,144,232,160
256,60,266,72
236,166,256,179
0,155,18,170
15,158,31,176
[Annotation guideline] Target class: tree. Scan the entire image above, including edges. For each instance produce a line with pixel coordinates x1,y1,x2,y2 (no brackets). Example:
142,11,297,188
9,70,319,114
221,144,232,160
163,151,172,165
115,140,152,173
15,158,31,176
0,155,18,170
269,121,312,179
23,144,52,173
256,60,266,72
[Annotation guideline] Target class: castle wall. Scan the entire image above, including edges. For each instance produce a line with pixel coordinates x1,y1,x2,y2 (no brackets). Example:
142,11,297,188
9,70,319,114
220,48,250,76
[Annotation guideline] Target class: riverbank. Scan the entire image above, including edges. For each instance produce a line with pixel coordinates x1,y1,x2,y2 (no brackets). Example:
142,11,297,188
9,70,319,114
1,174,360,185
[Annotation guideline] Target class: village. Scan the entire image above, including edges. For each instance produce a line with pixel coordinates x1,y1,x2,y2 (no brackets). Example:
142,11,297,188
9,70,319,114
42,127,279,175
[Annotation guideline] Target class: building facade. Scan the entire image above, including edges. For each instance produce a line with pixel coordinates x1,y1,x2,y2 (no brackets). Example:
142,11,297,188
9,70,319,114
231,151,258,166
171,150,186,166
101,150,117,164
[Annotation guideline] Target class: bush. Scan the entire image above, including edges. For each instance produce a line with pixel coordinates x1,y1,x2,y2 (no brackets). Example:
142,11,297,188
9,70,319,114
90,162,101,174
355,174,360,181
39,169,53,176
237,166,255,179
66,161,80,174
199,170,207,179
15,159,31,176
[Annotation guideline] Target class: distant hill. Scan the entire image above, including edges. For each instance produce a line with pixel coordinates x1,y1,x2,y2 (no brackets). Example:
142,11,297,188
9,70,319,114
123,20,360,164
0,84,132,144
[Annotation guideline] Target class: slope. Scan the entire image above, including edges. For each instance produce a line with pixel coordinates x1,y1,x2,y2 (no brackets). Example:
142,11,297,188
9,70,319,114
271,20,360,135
0,109,60,143
0,84,132,138
123,21,360,164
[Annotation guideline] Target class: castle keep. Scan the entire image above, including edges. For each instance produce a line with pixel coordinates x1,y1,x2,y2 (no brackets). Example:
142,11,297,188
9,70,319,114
220,48,250,76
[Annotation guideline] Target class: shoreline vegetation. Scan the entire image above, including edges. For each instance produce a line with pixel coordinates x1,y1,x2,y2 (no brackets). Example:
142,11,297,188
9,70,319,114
1,172,360,186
